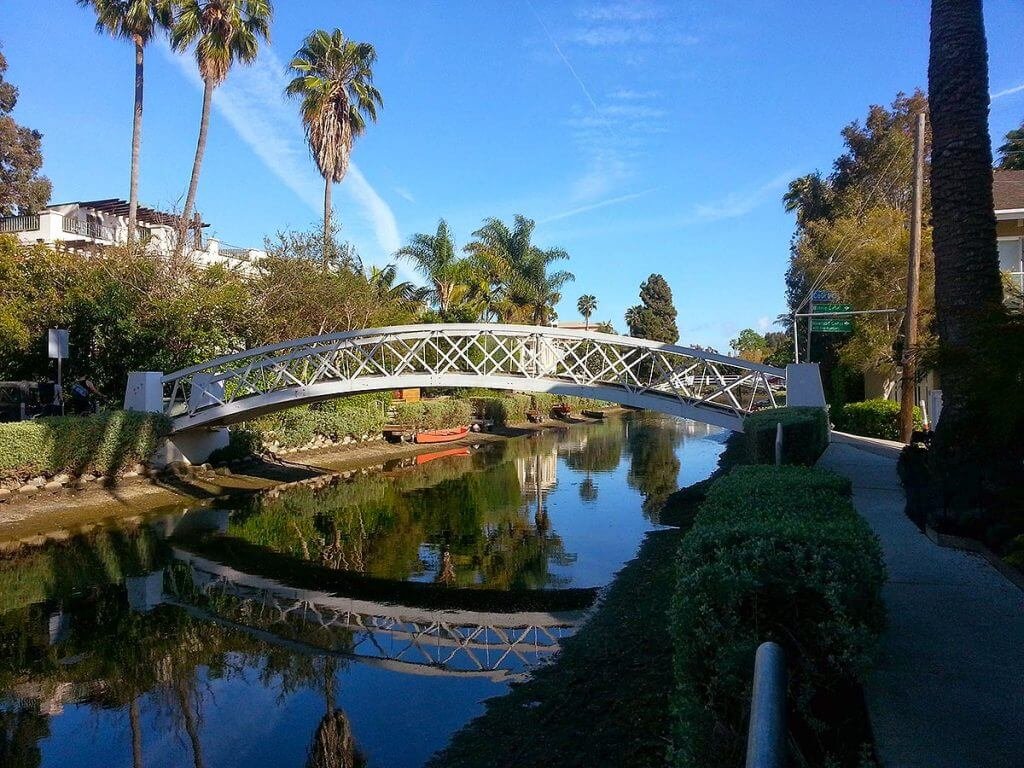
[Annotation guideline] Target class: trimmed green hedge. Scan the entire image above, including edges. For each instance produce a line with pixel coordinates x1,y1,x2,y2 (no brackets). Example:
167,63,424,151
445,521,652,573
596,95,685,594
472,393,610,426
0,411,170,480
834,398,922,440
743,406,830,466
670,465,885,767
242,394,389,453
392,398,475,430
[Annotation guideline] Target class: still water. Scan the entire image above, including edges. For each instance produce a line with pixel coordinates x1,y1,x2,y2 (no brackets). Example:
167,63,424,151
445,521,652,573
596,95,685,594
0,414,724,767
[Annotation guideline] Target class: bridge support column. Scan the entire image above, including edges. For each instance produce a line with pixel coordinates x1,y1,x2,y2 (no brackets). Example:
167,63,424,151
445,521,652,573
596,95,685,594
152,428,230,467
124,370,230,468
124,371,164,413
784,363,827,408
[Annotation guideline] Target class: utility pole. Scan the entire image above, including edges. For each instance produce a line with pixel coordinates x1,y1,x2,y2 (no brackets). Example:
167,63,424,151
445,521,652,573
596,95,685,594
899,112,926,442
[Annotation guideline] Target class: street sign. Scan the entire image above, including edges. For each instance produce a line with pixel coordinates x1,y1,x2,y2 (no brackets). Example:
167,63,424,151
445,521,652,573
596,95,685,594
48,329,69,359
811,304,853,333
811,289,836,304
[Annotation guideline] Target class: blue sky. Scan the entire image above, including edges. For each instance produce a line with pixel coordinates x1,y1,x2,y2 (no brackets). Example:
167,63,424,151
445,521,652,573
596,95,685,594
4,1,1024,351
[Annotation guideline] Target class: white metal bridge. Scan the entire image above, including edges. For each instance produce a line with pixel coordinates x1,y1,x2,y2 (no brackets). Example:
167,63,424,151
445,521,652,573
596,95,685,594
142,324,800,433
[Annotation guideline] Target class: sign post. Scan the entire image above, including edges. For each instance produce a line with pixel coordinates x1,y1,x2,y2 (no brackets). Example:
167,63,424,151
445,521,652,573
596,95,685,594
48,329,69,415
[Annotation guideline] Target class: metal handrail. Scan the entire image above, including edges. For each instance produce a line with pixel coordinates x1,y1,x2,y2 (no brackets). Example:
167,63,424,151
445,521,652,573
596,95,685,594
746,641,787,768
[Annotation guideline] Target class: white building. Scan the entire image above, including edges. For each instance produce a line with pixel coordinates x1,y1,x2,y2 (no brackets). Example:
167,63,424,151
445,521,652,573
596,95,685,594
0,198,264,270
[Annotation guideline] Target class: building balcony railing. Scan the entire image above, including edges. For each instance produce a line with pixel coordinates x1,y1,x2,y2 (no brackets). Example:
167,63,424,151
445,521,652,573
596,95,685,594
0,214,41,234
62,216,115,242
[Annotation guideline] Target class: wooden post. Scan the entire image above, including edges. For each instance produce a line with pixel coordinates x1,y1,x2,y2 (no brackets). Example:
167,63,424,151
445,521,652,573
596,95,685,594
899,112,926,442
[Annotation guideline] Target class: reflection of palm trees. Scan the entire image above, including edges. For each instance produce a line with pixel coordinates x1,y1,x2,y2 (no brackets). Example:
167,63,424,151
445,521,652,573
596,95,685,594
306,658,363,768
578,476,598,503
174,674,205,768
130,697,143,768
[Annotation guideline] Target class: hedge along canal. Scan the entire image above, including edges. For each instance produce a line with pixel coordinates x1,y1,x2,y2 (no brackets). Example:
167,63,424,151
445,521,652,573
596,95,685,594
0,412,729,767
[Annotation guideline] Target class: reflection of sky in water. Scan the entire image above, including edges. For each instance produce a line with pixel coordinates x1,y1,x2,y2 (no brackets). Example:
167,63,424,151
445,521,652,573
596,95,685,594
6,415,725,768
38,656,499,768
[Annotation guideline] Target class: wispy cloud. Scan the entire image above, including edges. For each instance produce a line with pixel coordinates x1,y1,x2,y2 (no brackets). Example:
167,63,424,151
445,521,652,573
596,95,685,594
540,187,655,224
569,1,698,48
157,41,401,262
991,83,1024,100
689,171,796,223
566,89,667,200
394,186,416,204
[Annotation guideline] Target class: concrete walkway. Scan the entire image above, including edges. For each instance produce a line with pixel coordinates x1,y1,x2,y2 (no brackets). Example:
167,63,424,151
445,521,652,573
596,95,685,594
818,443,1024,768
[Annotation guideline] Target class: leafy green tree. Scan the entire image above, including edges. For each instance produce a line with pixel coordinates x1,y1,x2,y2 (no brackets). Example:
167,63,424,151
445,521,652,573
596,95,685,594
286,28,383,262
396,219,473,318
729,329,770,363
576,294,597,330
77,0,173,241
0,47,51,215
996,120,1024,170
783,91,932,391
626,274,678,343
466,215,573,325
171,0,272,251
928,0,1007,506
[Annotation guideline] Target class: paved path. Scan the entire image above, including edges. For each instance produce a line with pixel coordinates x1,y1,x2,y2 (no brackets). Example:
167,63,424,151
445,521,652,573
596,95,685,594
818,443,1024,768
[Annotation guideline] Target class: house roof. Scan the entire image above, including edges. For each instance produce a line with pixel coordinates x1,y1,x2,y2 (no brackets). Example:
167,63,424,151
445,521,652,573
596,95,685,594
993,170,1024,212
51,199,209,228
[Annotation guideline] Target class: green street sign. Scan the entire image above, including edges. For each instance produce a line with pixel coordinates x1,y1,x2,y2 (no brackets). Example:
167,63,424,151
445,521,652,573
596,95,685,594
811,303,853,333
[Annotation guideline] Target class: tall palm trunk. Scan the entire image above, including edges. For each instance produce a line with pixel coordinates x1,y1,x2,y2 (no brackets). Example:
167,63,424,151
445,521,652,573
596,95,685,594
323,175,332,267
179,76,215,256
928,0,1004,505
129,35,144,244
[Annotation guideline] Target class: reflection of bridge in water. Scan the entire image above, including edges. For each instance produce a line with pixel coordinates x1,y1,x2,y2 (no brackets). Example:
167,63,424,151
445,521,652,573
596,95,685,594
152,546,589,683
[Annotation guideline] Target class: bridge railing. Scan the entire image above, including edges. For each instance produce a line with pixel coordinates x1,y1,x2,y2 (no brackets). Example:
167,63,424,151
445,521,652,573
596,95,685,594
160,324,787,429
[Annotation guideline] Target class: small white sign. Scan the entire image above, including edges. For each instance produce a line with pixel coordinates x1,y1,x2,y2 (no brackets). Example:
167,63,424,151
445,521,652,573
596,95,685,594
48,329,69,360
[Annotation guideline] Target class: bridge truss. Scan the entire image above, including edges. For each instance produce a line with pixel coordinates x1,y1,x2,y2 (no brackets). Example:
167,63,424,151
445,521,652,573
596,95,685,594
160,324,787,432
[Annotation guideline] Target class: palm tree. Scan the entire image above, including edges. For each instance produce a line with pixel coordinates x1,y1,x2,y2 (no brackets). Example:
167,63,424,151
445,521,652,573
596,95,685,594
286,29,383,263
577,294,597,330
171,0,272,253
366,263,426,304
396,219,471,316
928,0,1005,502
996,121,1024,170
466,215,573,325
78,0,172,243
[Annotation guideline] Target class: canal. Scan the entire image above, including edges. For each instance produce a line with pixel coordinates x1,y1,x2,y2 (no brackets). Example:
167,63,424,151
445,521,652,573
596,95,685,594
0,414,725,767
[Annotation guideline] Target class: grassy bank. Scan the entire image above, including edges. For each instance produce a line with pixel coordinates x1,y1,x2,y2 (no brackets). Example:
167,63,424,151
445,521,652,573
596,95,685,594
430,527,686,768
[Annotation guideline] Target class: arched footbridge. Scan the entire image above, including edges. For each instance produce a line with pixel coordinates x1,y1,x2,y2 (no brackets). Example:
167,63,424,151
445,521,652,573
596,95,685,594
126,324,825,434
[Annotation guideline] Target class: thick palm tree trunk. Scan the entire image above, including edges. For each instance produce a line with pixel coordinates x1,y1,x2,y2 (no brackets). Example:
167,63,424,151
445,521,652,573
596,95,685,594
323,175,332,267
179,77,215,256
928,0,1004,506
129,36,144,244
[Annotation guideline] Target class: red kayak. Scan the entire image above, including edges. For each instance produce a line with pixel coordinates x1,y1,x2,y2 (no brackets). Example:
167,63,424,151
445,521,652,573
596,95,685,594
414,426,470,444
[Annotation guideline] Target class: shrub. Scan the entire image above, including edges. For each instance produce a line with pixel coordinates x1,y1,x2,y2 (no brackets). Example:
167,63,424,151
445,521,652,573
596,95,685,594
244,395,390,451
834,398,922,440
743,406,829,466
670,465,885,767
392,398,474,430
0,411,170,480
